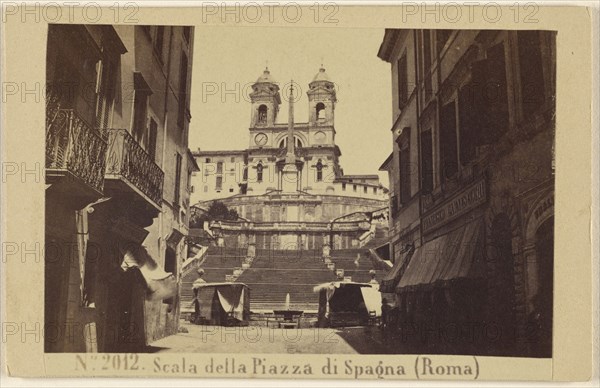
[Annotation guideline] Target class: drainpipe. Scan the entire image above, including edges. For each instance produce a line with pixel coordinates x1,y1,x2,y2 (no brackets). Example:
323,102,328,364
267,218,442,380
413,30,423,245
159,27,174,262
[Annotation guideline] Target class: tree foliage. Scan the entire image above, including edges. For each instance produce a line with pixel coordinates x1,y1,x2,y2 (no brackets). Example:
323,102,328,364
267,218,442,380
189,201,239,228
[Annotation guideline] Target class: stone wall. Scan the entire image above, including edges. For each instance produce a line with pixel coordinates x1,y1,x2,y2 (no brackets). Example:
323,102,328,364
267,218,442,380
213,193,387,224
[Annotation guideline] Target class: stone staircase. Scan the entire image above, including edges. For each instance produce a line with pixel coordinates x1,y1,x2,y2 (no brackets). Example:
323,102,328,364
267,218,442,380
179,226,391,315
180,246,248,312
235,249,335,313
327,225,390,283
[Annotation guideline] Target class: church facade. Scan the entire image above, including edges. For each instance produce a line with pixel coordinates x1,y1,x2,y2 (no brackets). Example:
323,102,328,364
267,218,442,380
191,67,389,250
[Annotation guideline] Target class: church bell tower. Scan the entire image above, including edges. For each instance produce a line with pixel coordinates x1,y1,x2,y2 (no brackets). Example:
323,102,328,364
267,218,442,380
249,67,281,128
307,66,336,126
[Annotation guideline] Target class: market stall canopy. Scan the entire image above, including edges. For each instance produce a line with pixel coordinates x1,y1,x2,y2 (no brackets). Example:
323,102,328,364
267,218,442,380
121,246,177,301
193,282,250,324
396,218,486,293
314,281,382,316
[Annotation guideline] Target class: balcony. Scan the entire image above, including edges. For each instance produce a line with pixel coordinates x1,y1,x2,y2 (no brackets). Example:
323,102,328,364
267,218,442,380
104,129,164,209
46,107,108,197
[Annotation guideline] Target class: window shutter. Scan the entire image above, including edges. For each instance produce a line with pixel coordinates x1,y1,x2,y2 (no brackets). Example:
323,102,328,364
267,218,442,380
458,83,477,163
440,101,458,179
472,43,509,145
517,31,546,117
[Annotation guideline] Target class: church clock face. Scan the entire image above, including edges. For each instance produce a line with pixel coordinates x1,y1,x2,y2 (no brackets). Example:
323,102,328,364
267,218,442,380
255,133,268,146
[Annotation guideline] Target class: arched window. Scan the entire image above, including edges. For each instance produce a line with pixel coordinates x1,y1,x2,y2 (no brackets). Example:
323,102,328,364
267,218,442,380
256,162,263,182
279,137,303,149
316,102,325,120
257,105,267,124
316,159,323,181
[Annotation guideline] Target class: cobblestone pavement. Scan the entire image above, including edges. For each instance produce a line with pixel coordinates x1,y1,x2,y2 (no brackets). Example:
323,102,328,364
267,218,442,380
149,321,396,354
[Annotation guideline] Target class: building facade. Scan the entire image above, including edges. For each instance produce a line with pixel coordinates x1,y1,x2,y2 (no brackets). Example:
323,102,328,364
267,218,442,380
45,24,197,352
378,29,555,357
190,68,389,251
191,67,388,204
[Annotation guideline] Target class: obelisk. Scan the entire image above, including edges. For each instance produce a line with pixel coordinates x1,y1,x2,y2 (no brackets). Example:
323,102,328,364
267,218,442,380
281,82,299,192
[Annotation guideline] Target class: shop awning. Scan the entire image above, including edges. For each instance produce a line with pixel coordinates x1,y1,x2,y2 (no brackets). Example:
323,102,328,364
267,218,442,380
396,218,486,293
121,247,177,301
379,245,416,293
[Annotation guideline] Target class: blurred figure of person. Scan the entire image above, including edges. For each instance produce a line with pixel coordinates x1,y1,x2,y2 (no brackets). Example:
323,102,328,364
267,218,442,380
192,268,206,287
191,268,206,324
381,298,391,333
368,269,379,285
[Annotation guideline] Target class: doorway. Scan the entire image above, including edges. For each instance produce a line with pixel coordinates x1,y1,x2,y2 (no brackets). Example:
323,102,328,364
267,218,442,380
533,216,553,356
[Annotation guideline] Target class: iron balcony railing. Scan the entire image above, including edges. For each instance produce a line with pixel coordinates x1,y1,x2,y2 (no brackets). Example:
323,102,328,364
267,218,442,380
212,220,371,232
46,106,108,194
105,129,164,206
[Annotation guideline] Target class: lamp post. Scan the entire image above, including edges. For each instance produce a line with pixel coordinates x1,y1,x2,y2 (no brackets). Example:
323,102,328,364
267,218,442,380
328,211,373,250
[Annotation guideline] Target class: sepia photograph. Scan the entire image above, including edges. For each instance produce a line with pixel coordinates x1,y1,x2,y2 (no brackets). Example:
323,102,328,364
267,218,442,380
42,22,557,360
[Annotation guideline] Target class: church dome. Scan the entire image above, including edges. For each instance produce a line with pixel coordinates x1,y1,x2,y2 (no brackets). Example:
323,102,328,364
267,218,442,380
255,67,277,84
311,66,331,83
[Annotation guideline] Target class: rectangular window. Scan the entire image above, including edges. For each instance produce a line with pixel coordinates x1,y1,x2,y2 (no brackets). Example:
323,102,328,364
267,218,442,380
472,43,509,144
148,118,158,161
518,31,545,117
154,26,164,58
353,185,357,192
178,52,189,128
436,30,452,54
216,176,223,190
391,194,399,218
164,247,176,273
254,208,263,222
397,54,408,108
423,30,432,98
205,158,211,163
174,153,182,204
342,183,346,190
257,165,263,182
162,247,176,305
373,187,377,194
487,42,509,134
216,161,223,174
398,128,411,204
423,30,432,71
95,58,117,130
363,186,368,194
440,101,458,179
132,91,148,145
275,206,283,222
458,85,477,164
420,130,434,193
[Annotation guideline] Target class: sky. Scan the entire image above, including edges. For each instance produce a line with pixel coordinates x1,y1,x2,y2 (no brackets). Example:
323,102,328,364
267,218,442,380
189,26,393,184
